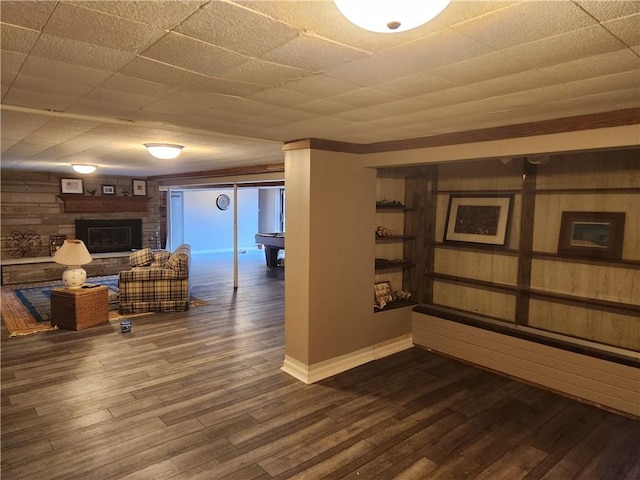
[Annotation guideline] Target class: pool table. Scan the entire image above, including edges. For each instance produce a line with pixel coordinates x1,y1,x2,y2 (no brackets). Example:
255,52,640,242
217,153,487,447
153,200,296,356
254,232,284,267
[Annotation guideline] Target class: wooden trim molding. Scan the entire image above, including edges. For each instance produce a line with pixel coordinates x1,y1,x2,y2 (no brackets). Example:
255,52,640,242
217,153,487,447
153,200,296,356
148,163,284,181
58,194,149,213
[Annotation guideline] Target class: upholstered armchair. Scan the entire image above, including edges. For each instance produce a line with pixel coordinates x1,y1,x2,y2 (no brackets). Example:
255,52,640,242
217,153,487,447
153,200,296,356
118,244,191,314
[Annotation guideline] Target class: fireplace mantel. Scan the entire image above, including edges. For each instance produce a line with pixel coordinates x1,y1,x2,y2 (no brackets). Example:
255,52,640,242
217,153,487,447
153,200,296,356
58,195,150,213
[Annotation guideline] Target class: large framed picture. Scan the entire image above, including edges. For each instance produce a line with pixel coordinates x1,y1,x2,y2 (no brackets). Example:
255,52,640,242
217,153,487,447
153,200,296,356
444,194,513,246
60,178,83,194
558,211,625,260
132,179,147,196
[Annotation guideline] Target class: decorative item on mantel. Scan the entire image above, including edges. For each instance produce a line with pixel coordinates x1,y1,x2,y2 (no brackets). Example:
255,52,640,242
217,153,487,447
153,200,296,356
5,230,42,258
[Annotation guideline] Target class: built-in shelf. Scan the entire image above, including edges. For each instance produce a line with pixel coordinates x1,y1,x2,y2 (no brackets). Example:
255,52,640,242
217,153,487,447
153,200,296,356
374,299,417,313
58,194,150,213
375,260,414,271
375,235,416,242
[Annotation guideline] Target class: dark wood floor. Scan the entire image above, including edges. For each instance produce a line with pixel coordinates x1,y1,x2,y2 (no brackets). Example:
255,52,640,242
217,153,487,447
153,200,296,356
2,250,638,480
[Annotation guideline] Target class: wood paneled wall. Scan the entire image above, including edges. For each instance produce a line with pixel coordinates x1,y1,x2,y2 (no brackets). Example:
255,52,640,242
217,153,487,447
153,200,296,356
410,149,639,353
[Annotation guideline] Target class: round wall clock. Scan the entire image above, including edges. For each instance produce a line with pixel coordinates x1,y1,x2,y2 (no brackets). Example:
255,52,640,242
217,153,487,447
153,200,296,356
216,194,230,210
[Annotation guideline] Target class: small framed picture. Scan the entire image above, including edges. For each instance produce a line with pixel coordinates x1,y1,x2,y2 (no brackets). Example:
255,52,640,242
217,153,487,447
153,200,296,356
102,184,116,195
49,234,67,256
132,179,147,196
60,178,83,194
558,211,625,260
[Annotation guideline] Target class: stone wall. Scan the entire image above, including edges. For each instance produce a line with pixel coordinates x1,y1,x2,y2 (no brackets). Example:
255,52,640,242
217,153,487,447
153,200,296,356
1,170,162,260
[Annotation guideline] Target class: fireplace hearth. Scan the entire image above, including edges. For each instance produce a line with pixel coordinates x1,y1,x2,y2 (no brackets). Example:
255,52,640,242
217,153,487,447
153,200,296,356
75,219,142,254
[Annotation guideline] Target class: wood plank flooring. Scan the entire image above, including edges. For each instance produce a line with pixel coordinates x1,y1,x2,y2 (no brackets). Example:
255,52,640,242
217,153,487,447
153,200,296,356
2,250,638,479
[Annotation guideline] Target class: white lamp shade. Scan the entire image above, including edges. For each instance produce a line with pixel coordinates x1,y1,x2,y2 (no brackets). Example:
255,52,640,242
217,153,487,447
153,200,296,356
52,239,92,289
52,239,93,266
144,143,184,159
334,0,451,33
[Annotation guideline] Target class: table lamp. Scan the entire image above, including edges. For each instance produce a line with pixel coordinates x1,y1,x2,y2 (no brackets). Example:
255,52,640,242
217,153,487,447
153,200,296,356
52,239,93,288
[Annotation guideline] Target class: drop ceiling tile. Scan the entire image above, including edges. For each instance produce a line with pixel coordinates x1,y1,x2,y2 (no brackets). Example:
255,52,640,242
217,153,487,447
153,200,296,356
413,86,484,108
11,74,93,97
247,87,318,108
221,59,310,87
119,57,214,88
30,34,136,71
238,0,341,33
469,70,560,97
3,88,79,111
372,72,458,99
43,2,166,52
84,88,157,110
454,1,596,50
1,50,26,75
20,56,112,87
72,1,206,29
193,77,268,97
141,33,247,78
539,49,640,83
296,100,354,116
429,51,529,85
99,74,175,98
329,88,403,108
1,70,18,91
603,14,640,46
324,55,419,87
0,110,51,135
260,33,369,72
378,28,494,71
0,24,39,54
142,99,209,116
501,25,628,70
66,98,144,117
562,71,640,98
0,1,57,30
175,1,299,57
282,75,360,97
576,1,640,21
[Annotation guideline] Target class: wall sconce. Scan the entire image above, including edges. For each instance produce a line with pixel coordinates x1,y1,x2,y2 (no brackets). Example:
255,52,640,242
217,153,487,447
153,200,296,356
333,0,451,33
144,143,184,159
72,164,97,174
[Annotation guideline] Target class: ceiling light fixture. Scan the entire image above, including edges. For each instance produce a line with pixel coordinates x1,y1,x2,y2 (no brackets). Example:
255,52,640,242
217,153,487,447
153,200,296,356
72,164,97,174
144,143,184,160
333,0,451,33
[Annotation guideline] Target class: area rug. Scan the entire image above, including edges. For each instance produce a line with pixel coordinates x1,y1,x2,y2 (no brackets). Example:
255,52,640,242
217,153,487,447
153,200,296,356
1,275,208,337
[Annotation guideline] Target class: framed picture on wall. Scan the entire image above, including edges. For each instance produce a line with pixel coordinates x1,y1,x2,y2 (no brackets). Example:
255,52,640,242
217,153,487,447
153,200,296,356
102,184,115,195
444,194,513,246
132,179,147,196
558,211,625,260
60,178,83,194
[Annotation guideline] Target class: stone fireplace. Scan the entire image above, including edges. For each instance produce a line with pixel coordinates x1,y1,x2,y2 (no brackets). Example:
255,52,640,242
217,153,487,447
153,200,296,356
75,219,143,253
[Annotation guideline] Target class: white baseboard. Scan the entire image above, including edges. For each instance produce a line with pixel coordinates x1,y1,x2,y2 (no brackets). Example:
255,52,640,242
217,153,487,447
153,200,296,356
281,334,414,384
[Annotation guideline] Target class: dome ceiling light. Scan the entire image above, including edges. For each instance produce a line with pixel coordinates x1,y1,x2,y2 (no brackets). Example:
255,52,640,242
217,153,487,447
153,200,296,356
333,0,451,33
144,143,184,160
72,164,97,174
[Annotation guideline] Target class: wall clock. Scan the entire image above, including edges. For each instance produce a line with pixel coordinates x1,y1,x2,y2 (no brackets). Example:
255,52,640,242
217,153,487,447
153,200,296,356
216,194,230,210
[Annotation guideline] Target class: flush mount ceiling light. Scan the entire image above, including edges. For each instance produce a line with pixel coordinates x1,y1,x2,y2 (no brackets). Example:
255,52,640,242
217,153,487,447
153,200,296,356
333,0,451,33
144,143,184,160
72,164,97,174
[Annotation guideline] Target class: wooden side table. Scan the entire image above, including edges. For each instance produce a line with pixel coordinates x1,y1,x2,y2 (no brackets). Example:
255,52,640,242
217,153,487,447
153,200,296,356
51,285,109,330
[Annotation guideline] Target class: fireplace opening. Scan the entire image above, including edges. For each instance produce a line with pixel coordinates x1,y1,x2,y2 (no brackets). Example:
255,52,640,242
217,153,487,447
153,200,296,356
75,219,142,254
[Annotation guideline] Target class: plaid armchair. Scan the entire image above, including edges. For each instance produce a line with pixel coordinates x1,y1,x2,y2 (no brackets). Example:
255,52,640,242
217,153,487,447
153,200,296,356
118,244,191,314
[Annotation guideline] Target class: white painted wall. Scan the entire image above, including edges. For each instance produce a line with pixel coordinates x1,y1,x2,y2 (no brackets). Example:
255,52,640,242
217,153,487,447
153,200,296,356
182,188,259,253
